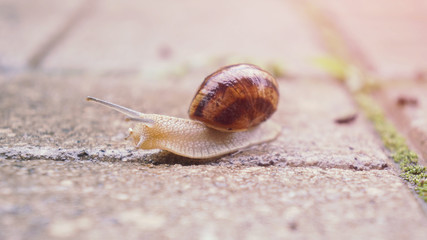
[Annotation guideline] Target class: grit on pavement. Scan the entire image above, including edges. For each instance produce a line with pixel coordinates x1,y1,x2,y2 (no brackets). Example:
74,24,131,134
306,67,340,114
1,0,427,239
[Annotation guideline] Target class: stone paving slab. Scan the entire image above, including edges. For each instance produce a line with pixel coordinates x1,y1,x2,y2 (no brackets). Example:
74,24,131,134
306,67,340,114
1,72,388,169
2,0,427,239
1,159,427,240
40,0,326,76
0,0,86,71
308,0,427,78
375,80,427,165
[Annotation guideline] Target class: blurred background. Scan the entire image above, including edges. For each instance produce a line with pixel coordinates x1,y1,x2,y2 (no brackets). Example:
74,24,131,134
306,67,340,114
1,0,426,78
0,0,325,76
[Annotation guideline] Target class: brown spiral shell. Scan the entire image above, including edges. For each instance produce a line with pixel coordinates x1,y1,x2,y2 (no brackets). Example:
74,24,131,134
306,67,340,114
188,64,279,132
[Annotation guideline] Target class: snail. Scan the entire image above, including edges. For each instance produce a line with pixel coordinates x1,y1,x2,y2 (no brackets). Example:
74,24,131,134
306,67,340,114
87,64,281,159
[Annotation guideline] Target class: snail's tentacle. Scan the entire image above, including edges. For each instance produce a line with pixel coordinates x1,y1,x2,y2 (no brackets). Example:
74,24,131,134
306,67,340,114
86,96,143,119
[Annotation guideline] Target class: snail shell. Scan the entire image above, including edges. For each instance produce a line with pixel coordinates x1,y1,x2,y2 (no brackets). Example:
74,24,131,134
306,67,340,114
86,64,281,159
189,64,279,132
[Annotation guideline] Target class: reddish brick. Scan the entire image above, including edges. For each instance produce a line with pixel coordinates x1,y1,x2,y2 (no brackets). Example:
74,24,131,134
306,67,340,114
376,80,427,165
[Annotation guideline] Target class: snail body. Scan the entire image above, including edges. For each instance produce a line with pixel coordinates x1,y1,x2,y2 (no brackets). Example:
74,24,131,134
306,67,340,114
87,64,281,159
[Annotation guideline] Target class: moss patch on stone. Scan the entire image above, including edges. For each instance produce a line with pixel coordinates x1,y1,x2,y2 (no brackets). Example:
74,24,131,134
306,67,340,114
356,94,427,202
312,56,349,80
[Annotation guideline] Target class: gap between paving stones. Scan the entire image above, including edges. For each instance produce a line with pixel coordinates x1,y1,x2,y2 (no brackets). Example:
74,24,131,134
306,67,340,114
299,1,427,202
0,0,90,72
28,0,95,68
373,80,427,166
0,144,389,170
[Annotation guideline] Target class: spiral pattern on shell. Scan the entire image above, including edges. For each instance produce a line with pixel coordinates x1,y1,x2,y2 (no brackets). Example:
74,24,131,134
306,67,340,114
188,64,279,132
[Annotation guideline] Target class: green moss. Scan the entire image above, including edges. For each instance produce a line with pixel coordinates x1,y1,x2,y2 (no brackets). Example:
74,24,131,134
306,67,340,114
266,61,288,78
356,93,427,202
306,1,427,203
312,56,349,80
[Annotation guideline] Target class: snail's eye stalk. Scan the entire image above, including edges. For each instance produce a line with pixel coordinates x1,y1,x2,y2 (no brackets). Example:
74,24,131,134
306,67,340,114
86,96,143,118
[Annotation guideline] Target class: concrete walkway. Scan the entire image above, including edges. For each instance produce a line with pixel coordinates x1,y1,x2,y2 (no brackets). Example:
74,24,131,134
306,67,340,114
1,0,427,239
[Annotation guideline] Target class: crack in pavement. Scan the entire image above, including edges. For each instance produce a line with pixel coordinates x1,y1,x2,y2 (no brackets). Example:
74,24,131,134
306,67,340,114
0,145,389,170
